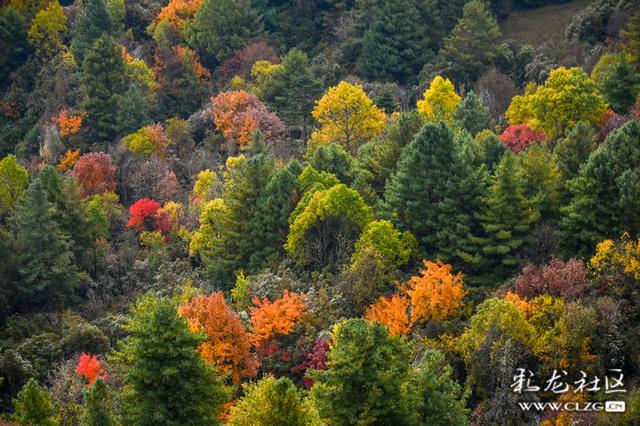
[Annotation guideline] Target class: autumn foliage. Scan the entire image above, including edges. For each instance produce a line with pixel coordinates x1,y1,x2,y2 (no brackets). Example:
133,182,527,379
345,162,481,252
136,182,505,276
514,258,588,300
151,0,203,30
72,152,117,196
126,198,168,233
365,260,467,335
210,90,285,148
75,353,107,386
405,260,467,322
291,336,330,389
56,149,81,172
180,292,259,384
54,109,86,137
364,294,413,336
499,124,546,153
249,290,307,346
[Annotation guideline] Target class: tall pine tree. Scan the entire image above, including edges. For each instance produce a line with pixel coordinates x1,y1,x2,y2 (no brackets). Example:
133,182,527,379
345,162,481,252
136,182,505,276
81,34,126,143
382,122,487,268
471,152,540,283
71,0,113,62
121,295,229,425
354,0,433,83
10,179,79,311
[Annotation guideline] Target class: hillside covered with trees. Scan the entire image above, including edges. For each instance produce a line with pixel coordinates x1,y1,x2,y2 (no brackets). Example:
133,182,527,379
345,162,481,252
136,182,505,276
1,0,640,424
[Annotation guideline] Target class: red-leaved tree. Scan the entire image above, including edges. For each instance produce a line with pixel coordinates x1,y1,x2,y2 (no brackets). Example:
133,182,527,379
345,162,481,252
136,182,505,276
499,124,546,153
72,152,117,196
126,198,168,233
291,336,330,389
75,353,107,386
514,258,588,300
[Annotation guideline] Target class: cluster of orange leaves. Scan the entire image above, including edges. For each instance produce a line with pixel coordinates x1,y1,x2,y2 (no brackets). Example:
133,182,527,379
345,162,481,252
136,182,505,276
210,90,284,147
180,292,258,384
56,148,81,172
365,260,467,335
75,353,107,386
504,291,533,317
174,45,210,81
249,290,307,346
152,0,203,30
53,109,85,137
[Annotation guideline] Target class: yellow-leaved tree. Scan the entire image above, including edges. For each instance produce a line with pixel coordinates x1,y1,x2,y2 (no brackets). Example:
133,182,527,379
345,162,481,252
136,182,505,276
310,81,385,154
416,75,461,126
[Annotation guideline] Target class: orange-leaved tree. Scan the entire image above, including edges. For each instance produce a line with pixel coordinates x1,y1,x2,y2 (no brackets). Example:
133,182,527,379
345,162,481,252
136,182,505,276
404,260,467,322
210,90,285,149
365,260,467,335
180,292,258,384
249,290,307,347
364,294,413,336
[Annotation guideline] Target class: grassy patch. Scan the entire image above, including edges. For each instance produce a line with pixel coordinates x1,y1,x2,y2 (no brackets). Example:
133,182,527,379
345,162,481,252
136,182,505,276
500,0,592,46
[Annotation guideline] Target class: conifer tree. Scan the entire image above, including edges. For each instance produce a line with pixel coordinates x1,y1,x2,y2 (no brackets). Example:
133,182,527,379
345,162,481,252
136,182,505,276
186,0,263,67
554,121,596,181
382,123,488,267
121,295,229,425
13,378,57,426
310,319,413,425
561,120,640,258
81,34,126,142
10,179,79,310
247,161,302,270
454,90,491,136
71,0,113,62
439,0,502,85
472,152,540,282
81,379,114,426
355,0,432,83
263,48,323,140
601,56,640,114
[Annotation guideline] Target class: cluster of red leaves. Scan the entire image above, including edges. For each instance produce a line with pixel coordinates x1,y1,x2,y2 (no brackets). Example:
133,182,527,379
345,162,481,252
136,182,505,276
499,124,546,153
210,90,285,148
215,41,280,85
249,290,307,347
72,152,117,196
514,258,588,300
596,109,629,143
53,109,86,137
126,198,168,233
291,337,330,389
75,353,107,386
180,292,259,384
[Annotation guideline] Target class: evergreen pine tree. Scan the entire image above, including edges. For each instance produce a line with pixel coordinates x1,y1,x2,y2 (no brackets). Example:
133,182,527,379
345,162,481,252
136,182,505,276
121,295,229,425
263,48,323,140
81,379,114,426
81,34,126,143
472,152,540,282
454,90,491,136
71,0,113,62
439,0,502,85
355,0,433,84
38,166,93,271
554,121,596,181
186,0,263,67
561,120,640,258
10,179,79,310
0,7,30,83
382,123,488,267
247,161,303,270
601,56,640,114
13,378,57,426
